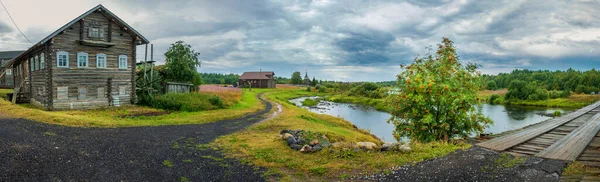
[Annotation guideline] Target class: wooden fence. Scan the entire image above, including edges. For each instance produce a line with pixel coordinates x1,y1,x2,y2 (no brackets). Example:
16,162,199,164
165,82,194,93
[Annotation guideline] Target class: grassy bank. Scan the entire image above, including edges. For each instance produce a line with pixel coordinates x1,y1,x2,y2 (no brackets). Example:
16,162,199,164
483,90,600,108
0,88,266,127
326,94,388,111
213,88,470,180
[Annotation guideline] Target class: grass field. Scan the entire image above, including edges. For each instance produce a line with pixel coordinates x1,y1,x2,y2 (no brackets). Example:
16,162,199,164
0,88,266,127
481,89,600,108
213,88,469,180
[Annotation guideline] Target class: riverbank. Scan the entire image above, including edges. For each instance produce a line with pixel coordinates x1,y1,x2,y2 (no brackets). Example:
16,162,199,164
486,92,600,108
213,88,469,180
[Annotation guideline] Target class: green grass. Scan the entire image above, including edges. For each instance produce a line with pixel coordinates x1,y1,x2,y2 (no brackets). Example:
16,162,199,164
213,88,470,179
163,160,174,168
495,153,525,168
486,92,600,108
326,94,389,111
301,98,319,107
563,161,598,176
0,89,267,127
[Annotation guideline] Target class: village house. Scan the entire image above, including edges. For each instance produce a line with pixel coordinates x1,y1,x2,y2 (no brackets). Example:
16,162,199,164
239,71,276,88
10,4,149,110
0,51,24,88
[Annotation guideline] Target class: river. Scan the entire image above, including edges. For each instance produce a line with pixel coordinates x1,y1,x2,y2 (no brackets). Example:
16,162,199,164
289,97,570,142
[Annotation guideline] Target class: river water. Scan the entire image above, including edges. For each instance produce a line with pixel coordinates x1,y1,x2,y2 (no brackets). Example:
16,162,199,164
289,97,570,142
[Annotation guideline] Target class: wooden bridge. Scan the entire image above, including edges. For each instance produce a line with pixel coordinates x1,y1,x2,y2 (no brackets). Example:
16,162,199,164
477,101,600,163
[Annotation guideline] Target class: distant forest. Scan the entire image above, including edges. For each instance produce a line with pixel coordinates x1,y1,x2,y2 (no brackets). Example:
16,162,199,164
484,68,600,94
200,72,395,86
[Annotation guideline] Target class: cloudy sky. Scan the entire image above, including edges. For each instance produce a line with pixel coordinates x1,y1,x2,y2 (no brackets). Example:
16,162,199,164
1,0,599,81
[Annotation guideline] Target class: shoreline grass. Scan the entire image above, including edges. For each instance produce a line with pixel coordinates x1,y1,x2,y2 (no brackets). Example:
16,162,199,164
213,88,470,180
0,88,267,127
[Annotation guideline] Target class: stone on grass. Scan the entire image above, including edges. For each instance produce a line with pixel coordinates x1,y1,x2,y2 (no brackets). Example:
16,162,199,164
282,133,293,140
297,138,306,145
310,139,319,146
312,144,323,152
290,144,303,150
398,144,412,152
300,145,312,153
357,142,378,150
286,136,297,146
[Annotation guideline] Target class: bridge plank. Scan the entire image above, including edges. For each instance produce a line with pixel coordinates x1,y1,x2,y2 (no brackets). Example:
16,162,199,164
536,112,600,161
476,101,600,151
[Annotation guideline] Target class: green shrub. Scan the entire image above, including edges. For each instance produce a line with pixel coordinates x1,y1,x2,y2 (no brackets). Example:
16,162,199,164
553,111,562,117
150,93,227,111
306,87,312,92
209,96,224,108
489,94,500,104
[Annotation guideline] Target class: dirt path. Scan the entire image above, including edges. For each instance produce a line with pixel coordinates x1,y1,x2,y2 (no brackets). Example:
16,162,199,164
0,93,273,181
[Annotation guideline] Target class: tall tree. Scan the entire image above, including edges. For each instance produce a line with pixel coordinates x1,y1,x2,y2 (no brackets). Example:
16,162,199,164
164,41,202,86
312,77,317,86
291,71,302,84
387,38,492,142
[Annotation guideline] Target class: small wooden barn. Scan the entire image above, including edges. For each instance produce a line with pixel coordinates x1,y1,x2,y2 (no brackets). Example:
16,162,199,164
10,4,149,110
239,71,276,88
0,51,24,88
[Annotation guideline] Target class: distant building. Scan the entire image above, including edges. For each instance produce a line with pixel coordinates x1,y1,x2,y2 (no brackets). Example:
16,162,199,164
239,71,276,88
303,70,311,85
0,51,24,88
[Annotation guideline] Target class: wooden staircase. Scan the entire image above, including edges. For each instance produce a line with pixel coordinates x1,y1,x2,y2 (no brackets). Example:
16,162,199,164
12,75,28,104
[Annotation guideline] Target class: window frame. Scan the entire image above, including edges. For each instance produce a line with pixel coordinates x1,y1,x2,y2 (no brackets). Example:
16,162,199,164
96,53,107,68
56,51,69,68
6,68,11,76
34,55,39,71
118,55,128,69
77,52,89,68
40,53,45,70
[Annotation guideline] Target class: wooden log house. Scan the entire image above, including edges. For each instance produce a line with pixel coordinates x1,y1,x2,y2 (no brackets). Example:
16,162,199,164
239,71,276,88
10,4,149,110
0,51,24,88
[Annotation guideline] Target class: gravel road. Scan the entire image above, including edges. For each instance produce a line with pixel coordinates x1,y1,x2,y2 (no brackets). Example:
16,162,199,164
0,94,272,182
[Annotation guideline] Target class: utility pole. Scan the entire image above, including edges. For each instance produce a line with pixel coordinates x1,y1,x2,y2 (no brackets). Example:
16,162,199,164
259,68,262,89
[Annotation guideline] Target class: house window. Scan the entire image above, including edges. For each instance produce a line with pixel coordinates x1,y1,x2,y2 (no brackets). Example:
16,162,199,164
57,86,68,100
97,87,105,98
57,51,69,68
77,52,88,68
6,69,11,75
96,53,107,68
88,24,104,40
34,55,39,71
118,55,127,69
40,53,45,70
119,86,127,96
78,87,87,100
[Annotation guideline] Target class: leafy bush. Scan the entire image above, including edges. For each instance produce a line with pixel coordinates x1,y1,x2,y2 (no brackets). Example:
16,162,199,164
306,87,312,92
489,94,500,104
387,37,492,142
149,93,228,111
553,111,562,117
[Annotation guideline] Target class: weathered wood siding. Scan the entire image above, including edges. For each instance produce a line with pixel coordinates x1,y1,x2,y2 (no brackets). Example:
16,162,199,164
166,82,193,93
48,11,135,110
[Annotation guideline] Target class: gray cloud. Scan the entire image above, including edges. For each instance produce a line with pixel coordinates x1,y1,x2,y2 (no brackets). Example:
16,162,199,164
0,21,13,34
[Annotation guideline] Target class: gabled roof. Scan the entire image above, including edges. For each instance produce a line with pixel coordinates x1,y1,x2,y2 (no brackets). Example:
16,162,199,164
39,4,149,46
0,51,24,60
10,4,148,66
239,71,275,80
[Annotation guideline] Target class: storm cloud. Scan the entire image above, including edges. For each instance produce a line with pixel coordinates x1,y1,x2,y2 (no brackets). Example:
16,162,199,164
1,0,600,81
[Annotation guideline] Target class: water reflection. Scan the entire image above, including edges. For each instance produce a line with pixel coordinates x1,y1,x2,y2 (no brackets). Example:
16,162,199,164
290,97,571,142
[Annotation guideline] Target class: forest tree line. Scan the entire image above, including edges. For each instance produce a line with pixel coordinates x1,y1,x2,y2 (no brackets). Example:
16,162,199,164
484,68,600,101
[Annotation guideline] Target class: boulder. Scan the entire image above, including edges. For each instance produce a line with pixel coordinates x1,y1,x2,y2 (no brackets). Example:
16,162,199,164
286,136,297,146
320,140,332,147
300,145,313,153
357,142,378,150
398,144,412,152
310,139,319,146
312,144,323,152
297,138,306,145
282,133,293,140
381,143,394,151
290,144,303,150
